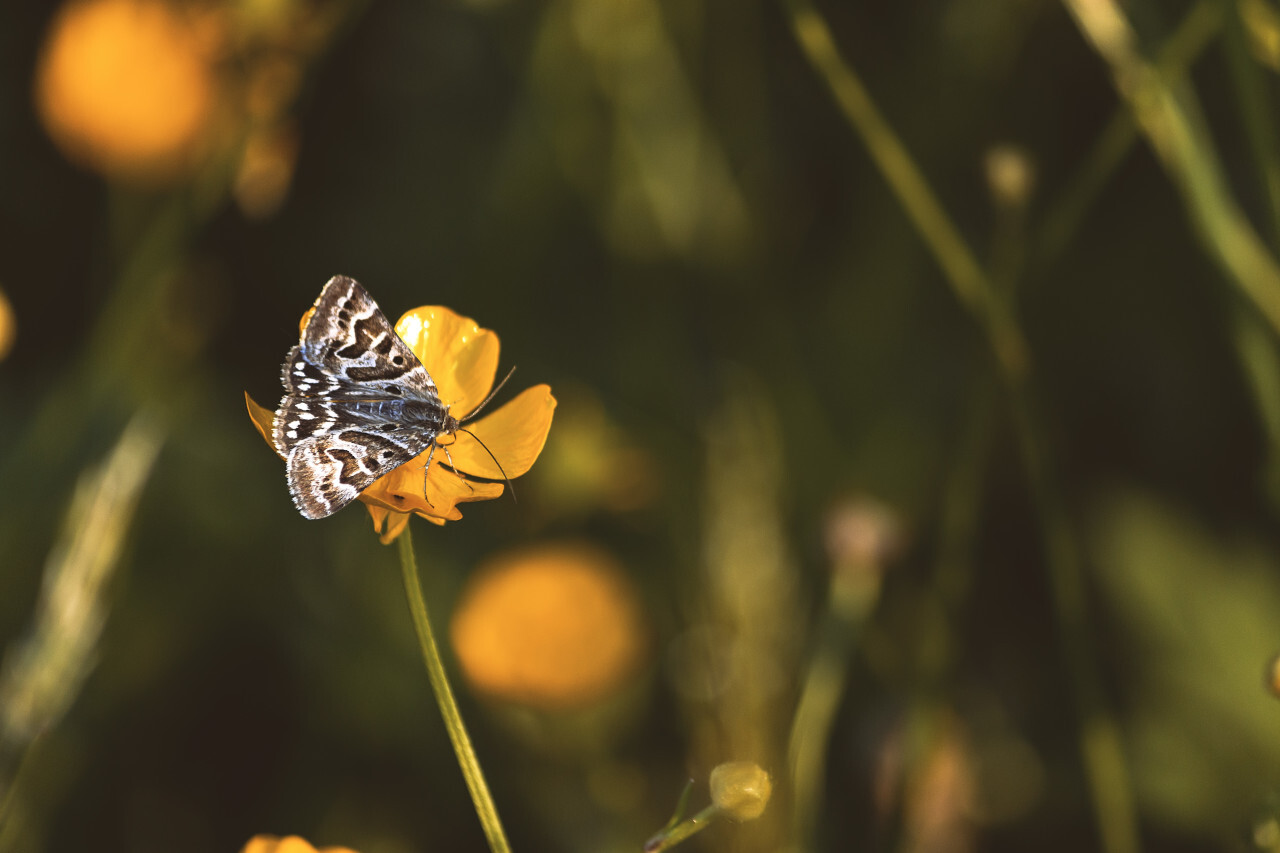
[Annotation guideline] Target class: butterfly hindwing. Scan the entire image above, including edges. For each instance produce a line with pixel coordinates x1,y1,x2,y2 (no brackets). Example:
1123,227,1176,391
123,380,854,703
285,428,423,519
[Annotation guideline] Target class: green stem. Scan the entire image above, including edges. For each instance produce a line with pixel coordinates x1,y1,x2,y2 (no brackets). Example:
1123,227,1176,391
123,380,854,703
1221,0,1280,250
1032,0,1222,273
1064,0,1280,339
644,805,721,853
0,740,33,850
1009,394,1140,853
778,5,1142,851
397,526,511,853
778,0,1028,382
787,559,880,849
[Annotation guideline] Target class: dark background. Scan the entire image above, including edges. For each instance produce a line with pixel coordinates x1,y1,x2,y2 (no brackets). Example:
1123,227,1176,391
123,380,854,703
3,0,1280,851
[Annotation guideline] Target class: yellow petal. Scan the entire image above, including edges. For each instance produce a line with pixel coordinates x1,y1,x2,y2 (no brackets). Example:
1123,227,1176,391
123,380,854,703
365,505,414,543
452,384,557,479
358,447,504,524
395,306,499,417
244,391,282,458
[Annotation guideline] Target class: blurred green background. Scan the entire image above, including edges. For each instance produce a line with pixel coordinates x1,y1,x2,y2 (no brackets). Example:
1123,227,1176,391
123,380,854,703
4,0,1280,851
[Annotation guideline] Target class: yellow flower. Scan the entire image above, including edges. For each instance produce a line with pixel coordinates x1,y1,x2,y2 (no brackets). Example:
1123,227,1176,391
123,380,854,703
240,835,358,853
449,543,648,709
34,0,222,182
247,303,555,542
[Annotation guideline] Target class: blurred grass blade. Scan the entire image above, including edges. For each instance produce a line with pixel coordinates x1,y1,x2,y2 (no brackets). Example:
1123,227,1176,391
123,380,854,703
1218,1,1280,505
789,499,896,849
1222,0,1280,248
1064,0,1280,337
0,413,165,812
693,371,797,851
1010,394,1141,853
778,0,1028,382
1034,0,1222,272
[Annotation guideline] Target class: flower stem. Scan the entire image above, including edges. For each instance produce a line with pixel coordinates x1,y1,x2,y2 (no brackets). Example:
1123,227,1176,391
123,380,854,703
778,0,1028,382
397,526,511,853
1064,0,1280,338
643,804,720,853
787,556,880,848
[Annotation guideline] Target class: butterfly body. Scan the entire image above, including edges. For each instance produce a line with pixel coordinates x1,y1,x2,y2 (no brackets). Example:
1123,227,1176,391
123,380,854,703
273,275,458,519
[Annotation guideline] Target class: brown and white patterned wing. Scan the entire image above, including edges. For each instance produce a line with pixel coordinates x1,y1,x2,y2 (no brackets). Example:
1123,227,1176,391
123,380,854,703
283,424,429,519
282,275,439,401
272,275,451,518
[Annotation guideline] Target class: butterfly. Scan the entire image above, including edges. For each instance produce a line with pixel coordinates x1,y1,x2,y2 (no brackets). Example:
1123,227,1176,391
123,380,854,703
272,275,494,519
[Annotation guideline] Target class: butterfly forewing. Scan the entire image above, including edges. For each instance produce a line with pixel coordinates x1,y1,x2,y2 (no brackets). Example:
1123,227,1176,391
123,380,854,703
273,275,454,519
292,276,439,400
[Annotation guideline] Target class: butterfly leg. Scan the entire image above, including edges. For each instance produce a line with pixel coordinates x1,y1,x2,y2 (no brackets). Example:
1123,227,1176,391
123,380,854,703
420,443,438,508
437,441,475,495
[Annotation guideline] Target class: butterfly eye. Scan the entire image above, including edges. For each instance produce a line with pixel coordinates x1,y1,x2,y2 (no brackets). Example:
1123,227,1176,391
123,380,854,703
392,356,405,366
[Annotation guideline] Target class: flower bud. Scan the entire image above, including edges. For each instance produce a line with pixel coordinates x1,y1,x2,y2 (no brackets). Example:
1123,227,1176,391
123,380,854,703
709,761,772,821
984,144,1035,210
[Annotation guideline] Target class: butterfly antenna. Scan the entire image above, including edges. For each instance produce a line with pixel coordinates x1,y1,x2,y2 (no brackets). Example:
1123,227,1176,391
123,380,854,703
460,366,517,424
459,427,516,502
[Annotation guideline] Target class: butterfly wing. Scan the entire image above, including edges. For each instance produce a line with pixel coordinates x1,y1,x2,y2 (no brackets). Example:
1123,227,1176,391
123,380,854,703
284,416,433,519
282,275,440,401
273,275,446,518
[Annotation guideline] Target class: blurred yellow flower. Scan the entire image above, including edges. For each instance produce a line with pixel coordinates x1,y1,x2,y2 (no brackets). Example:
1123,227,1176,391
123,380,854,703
34,0,223,182
240,835,358,853
246,303,555,542
450,543,647,709
0,288,14,362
